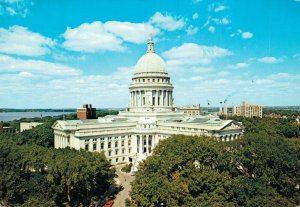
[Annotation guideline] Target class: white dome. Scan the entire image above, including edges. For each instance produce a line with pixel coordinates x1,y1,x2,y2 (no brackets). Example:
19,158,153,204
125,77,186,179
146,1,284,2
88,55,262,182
135,52,167,74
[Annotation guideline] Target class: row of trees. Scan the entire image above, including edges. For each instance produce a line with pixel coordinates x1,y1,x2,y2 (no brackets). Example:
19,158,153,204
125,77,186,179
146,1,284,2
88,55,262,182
0,139,115,206
230,116,300,138
130,134,300,207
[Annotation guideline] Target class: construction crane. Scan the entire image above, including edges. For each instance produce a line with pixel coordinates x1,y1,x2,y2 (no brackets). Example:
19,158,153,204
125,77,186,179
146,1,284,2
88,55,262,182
219,95,231,119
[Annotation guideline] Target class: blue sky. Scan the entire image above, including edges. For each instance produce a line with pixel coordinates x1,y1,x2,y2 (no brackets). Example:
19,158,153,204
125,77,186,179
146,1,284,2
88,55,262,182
0,0,300,108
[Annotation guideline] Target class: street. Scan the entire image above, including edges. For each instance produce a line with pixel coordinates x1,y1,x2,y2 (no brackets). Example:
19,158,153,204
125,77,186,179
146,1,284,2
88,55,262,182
113,164,135,207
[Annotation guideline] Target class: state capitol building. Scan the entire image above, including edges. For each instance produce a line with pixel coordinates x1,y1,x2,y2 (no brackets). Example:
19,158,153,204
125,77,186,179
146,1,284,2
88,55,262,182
52,37,243,170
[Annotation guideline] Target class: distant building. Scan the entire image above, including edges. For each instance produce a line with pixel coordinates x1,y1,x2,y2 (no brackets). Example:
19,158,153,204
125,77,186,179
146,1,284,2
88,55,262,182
233,101,263,118
0,121,15,134
20,122,43,132
77,104,96,120
179,104,201,116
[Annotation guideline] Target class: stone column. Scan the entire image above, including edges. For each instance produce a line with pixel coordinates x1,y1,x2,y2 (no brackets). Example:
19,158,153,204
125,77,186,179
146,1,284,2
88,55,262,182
155,90,158,106
146,135,149,154
140,90,143,106
140,135,143,154
136,91,138,107
57,135,59,148
134,91,136,107
161,92,163,106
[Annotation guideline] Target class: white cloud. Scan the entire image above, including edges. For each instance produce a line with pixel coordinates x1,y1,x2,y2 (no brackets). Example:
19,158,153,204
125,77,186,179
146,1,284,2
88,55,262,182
225,62,249,69
190,76,204,81
19,71,33,78
208,26,215,33
62,21,124,53
212,17,230,25
0,0,32,17
214,5,226,12
0,54,82,76
1,66,134,108
105,21,160,44
192,13,199,20
6,7,17,15
202,17,211,28
149,12,185,31
0,25,55,56
242,32,253,39
217,71,230,76
186,25,198,35
52,52,86,62
293,53,300,61
163,43,232,66
192,67,214,73
258,56,283,64
231,29,254,39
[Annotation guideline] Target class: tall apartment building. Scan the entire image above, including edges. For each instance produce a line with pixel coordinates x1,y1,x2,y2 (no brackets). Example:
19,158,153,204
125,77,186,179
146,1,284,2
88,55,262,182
233,101,262,118
77,104,96,120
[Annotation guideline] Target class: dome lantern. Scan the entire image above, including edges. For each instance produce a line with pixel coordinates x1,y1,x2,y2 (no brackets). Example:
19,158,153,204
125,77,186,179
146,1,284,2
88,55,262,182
147,33,155,53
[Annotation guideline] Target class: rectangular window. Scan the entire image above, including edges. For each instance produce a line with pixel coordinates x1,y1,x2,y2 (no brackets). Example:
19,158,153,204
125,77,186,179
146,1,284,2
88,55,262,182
115,141,118,148
85,144,89,151
128,139,131,146
108,142,111,148
122,149,125,154
121,140,124,147
101,143,104,149
115,149,118,155
108,151,111,156
93,143,97,151
116,158,119,163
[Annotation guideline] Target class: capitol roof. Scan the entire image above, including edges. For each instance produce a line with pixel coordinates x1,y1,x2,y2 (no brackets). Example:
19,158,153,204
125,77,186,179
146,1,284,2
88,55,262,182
134,35,167,74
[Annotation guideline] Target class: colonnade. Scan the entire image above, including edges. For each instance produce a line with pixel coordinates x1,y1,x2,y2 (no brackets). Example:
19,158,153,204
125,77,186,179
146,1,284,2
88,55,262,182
130,90,172,107
136,134,153,154
219,134,242,142
55,134,68,148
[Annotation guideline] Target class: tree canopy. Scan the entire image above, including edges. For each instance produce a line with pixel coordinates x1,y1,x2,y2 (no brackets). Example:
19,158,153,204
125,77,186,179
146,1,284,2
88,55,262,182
0,139,115,206
130,134,300,207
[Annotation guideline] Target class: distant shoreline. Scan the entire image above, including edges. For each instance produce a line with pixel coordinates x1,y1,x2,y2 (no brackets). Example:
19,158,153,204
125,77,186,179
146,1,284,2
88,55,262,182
0,108,125,113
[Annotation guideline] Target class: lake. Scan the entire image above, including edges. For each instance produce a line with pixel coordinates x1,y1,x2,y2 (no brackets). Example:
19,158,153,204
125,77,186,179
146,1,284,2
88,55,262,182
0,112,74,122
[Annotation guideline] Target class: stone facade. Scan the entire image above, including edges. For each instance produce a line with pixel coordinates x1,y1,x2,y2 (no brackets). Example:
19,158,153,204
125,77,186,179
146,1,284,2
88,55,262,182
52,37,244,169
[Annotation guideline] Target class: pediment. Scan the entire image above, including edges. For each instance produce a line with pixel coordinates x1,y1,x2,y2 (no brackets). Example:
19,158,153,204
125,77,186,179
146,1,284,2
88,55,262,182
220,121,243,130
52,121,63,130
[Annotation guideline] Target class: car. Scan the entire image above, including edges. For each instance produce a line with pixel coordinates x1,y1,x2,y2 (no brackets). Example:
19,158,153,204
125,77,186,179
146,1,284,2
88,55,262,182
104,199,114,207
